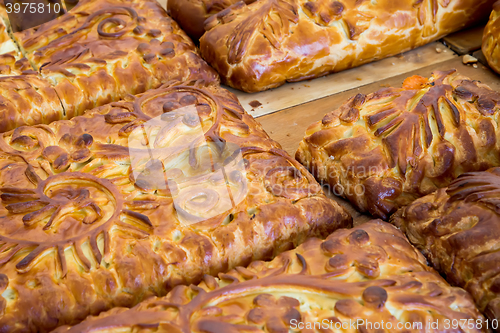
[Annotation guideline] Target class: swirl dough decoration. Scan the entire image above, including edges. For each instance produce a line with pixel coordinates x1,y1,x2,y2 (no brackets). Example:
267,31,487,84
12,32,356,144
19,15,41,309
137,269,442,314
199,0,494,92
0,82,350,332
391,167,500,323
53,221,486,333
296,70,500,220
0,0,219,133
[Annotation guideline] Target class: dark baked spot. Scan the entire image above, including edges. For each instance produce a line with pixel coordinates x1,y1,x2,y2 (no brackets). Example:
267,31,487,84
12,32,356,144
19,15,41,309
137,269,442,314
179,95,197,106
249,100,262,108
334,299,359,317
160,48,175,58
477,97,496,115
136,43,150,55
247,308,266,324
282,308,301,324
355,259,380,278
326,254,349,270
163,101,180,112
304,1,318,13
362,286,387,309
0,274,8,292
133,26,145,35
330,1,344,15
148,29,161,37
453,86,475,101
348,229,370,245
253,294,275,307
143,53,157,63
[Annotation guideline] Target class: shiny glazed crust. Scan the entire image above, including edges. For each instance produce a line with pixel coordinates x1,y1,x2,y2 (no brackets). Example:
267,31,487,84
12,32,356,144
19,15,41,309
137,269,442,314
200,0,493,92
0,74,65,132
13,0,219,117
483,2,500,75
296,70,500,219
0,82,350,332
391,167,500,323
167,0,256,40
53,220,486,333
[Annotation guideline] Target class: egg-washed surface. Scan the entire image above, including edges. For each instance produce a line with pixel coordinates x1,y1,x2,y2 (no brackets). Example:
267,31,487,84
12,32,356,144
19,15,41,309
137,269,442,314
167,0,256,41
483,2,500,76
0,82,350,332
0,74,66,133
296,70,500,220
7,0,218,120
53,220,486,333
200,0,493,93
0,4,68,133
391,167,500,324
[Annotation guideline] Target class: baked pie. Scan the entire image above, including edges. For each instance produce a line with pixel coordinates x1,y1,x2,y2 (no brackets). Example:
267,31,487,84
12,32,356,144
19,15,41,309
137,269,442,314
0,81,350,331
200,0,493,92
296,70,500,219
392,167,500,323
53,221,486,333
0,0,218,133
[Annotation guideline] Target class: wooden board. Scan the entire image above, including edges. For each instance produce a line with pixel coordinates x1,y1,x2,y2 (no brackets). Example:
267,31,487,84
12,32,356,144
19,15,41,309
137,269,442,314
442,25,485,55
157,0,167,8
474,49,490,68
228,42,456,118
257,56,500,225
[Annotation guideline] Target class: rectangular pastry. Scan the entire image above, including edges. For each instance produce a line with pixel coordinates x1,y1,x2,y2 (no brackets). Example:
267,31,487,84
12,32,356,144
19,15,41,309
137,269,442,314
200,0,493,92
53,220,486,333
0,74,66,132
8,0,218,121
0,81,350,332
391,167,500,324
296,70,500,220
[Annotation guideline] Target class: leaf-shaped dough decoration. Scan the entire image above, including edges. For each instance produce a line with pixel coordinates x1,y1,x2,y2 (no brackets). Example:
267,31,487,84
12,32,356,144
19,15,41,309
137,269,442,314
227,0,299,64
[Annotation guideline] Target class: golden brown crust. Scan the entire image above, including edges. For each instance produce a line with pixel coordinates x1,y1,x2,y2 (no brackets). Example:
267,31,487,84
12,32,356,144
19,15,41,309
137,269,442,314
13,0,219,117
483,2,500,75
0,82,350,332
200,0,494,92
296,70,500,219
53,220,486,333
0,74,65,133
167,0,256,40
391,167,500,323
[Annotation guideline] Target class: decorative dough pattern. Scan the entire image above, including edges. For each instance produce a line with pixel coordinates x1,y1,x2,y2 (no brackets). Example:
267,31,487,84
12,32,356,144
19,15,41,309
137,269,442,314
296,71,500,219
200,0,493,92
0,82,350,332
53,221,486,333
0,0,218,133
392,167,500,323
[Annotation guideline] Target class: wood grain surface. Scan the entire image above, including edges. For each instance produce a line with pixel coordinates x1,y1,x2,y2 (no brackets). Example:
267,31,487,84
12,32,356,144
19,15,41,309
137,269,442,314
443,25,485,55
